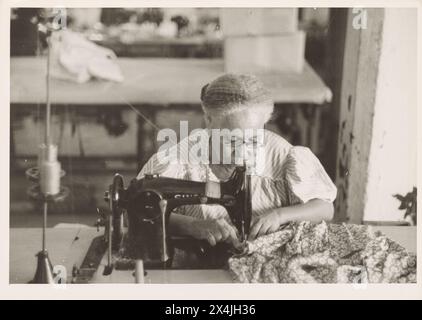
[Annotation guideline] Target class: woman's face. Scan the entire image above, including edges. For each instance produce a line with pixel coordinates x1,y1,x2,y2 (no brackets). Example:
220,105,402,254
206,108,268,170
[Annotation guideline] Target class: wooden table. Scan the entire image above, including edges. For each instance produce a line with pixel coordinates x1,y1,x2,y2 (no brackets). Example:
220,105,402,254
10,57,332,168
9,227,233,284
11,57,332,105
9,226,416,284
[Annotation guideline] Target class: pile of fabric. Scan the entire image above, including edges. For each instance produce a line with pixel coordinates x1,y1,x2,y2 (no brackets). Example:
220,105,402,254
228,221,416,283
50,30,124,83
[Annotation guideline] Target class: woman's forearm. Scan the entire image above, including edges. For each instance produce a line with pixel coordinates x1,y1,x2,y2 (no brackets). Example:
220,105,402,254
275,199,334,224
170,199,334,237
168,213,197,237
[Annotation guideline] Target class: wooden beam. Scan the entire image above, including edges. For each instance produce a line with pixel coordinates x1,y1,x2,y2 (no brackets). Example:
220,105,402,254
334,9,385,223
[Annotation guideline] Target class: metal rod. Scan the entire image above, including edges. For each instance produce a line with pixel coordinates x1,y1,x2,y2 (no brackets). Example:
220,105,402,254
159,200,169,268
108,211,112,267
42,201,48,251
45,36,51,145
42,35,51,252
242,162,252,242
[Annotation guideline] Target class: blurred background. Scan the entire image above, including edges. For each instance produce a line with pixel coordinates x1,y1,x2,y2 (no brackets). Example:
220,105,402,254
10,8,417,228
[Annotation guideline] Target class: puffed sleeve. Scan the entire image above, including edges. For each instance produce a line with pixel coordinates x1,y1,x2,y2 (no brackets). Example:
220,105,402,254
136,147,189,181
283,146,337,205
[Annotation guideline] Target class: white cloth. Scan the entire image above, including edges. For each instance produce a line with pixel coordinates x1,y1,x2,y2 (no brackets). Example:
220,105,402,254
50,30,124,83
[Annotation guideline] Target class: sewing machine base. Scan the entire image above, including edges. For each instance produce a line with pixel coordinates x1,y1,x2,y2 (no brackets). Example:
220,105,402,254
113,234,234,270
72,233,234,283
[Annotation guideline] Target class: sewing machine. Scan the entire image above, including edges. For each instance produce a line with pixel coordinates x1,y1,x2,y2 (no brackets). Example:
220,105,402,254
72,165,252,283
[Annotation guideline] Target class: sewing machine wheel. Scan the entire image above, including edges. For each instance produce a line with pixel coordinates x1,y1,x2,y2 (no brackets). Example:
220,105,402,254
108,174,125,250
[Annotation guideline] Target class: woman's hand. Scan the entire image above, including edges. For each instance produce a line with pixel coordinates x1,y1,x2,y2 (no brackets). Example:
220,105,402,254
247,200,335,241
248,210,283,240
189,218,241,248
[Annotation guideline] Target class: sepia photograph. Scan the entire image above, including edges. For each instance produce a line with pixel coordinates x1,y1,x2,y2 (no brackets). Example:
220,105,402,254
5,2,418,293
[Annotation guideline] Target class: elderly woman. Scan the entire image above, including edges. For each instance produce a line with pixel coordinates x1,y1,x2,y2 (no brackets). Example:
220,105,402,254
137,73,337,248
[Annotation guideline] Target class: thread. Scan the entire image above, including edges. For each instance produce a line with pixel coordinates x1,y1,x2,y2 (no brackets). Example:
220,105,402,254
37,143,47,169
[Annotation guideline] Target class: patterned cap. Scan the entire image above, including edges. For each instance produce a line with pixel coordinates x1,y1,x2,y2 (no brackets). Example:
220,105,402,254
200,73,273,116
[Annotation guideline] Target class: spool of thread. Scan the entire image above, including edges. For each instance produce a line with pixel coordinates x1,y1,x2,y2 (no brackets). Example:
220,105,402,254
39,144,61,196
37,143,48,170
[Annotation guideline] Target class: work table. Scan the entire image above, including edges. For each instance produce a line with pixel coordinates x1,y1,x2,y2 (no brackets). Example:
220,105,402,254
11,57,332,106
9,227,232,284
9,225,416,284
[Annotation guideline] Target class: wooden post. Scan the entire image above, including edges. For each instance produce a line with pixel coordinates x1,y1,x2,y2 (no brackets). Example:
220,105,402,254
335,8,417,224
334,8,385,223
